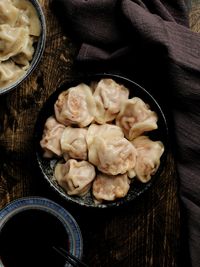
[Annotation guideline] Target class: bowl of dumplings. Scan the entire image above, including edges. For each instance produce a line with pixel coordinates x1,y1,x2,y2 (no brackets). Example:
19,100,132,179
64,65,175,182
35,74,168,208
0,0,46,95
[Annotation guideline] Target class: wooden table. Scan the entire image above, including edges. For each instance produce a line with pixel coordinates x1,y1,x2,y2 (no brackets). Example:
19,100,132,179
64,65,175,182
0,1,199,266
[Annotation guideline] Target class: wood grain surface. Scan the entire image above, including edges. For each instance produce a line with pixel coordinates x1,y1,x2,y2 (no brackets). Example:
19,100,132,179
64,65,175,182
0,1,199,266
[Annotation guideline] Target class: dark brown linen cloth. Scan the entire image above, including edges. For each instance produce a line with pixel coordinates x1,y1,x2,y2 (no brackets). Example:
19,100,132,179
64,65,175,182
53,0,200,266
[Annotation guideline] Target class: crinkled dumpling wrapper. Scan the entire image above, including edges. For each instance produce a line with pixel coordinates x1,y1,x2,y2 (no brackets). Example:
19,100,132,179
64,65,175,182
116,97,158,140
129,136,164,182
0,60,25,88
40,116,65,158
54,159,96,197
92,173,130,203
11,0,41,36
0,0,19,26
61,127,88,161
12,37,34,69
87,124,137,175
92,78,129,124
86,123,124,148
54,83,96,127
0,25,30,61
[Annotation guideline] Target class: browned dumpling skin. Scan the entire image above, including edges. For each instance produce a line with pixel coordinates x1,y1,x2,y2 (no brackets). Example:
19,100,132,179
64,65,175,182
92,78,129,124
60,127,88,161
130,136,164,182
54,159,96,197
92,173,130,203
54,83,96,127
87,124,137,175
116,97,158,140
40,116,65,158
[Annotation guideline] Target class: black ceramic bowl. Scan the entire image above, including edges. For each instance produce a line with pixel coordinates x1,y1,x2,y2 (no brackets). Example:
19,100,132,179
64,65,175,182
0,0,46,95
0,197,83,267
34,74,168,208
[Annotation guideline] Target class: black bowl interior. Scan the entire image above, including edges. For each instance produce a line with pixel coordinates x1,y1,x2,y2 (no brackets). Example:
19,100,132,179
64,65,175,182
34,73,169,208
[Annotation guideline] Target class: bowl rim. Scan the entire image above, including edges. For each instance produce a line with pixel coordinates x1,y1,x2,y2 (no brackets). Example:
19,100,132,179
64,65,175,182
35,73,169,209
0,196,83,259
0,0,46,96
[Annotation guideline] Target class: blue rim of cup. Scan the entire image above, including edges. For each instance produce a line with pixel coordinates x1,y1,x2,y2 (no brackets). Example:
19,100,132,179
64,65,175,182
0,197,83,261
0,0,46,95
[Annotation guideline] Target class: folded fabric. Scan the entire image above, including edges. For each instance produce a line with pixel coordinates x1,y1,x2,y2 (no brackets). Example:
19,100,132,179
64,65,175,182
53,0,200,266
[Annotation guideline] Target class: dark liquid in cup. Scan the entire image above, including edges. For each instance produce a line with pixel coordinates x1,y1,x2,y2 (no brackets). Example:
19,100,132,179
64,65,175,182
0,209,69,267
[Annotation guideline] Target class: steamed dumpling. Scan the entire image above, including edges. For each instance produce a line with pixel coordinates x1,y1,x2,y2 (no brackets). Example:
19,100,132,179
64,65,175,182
87,124,136,175
89,137,137,175
92,173,130,203
12,37,34,68
0,24,29,61
54,83,96,127
130,136,164,182
116,97,158,140
0,60,25,88
86,123,124,148
60,127,88,161
0,0,19,26
40,116,65,158
92,78,129,124
54,159,96,197
0,0,41,89
11,0,41,36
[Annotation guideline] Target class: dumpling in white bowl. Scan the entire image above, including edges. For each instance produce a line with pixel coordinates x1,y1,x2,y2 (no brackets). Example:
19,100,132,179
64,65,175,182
54,159,96,197
116,97,158,140
92,173,130,203
87,126,137,175
54,83,96,127
40,116,65,158
92,78,129,124
60,127,88,161
129,136,164,182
